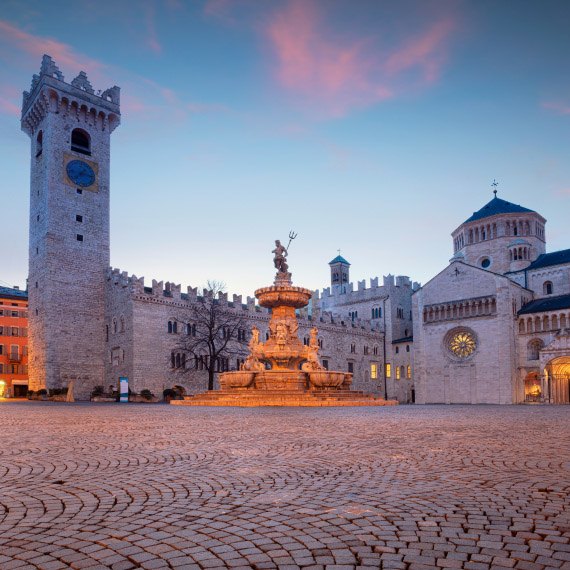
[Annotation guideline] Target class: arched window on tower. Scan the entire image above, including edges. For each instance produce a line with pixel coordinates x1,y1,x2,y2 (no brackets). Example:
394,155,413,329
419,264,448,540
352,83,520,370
36,131,43,157
71,128,91,155
544,281,553,295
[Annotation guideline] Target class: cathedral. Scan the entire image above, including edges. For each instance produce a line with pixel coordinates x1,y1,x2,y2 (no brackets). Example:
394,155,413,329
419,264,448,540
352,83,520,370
20,56,570,404
413,195,570,404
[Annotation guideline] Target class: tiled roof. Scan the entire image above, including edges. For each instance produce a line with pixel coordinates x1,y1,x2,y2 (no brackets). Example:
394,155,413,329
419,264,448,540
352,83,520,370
328,255,350,265
518,294,570,315
0,286,28,300
526,249,570,271
464,197,535,224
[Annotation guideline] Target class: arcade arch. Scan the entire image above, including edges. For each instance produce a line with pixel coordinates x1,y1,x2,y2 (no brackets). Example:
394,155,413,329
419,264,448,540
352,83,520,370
544,357,570,404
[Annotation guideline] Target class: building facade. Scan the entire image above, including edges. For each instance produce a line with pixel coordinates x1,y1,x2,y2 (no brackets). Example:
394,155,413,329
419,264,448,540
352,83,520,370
413,195,570,404
0,286,29,397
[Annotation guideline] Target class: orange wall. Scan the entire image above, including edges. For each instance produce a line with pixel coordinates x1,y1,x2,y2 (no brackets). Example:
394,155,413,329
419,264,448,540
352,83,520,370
0,294,29,396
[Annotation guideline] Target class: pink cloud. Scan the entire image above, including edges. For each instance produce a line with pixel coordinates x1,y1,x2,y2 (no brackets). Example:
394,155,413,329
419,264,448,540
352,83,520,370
144,2,162,54
0,85,21,117
0,19,105,81
384,18,455,83
541,101,570,115
263,0,455,117
0,19,229,121
554,187,570,197
0,96,20,117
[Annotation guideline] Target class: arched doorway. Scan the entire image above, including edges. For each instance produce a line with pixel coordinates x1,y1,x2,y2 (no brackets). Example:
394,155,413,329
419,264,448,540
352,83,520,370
524,372,541,403
544,357,570,404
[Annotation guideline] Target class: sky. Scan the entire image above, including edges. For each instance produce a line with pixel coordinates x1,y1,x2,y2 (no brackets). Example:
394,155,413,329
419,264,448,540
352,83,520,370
1,0,569,296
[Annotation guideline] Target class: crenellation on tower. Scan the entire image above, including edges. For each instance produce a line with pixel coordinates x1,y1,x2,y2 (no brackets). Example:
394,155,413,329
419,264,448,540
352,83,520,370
22,55,120,137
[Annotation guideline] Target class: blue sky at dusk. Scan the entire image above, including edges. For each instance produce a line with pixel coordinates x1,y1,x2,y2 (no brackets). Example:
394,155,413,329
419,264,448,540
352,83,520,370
1,0,569,295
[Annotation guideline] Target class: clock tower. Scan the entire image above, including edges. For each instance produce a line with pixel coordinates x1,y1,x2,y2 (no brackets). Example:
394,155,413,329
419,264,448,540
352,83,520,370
21,55,120,398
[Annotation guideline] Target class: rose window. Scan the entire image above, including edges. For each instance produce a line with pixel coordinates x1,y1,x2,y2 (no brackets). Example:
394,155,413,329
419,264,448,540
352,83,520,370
448,331,476,358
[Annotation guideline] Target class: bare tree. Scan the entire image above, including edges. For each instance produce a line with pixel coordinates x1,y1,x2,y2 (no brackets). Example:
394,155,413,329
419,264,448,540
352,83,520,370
172,281,249,391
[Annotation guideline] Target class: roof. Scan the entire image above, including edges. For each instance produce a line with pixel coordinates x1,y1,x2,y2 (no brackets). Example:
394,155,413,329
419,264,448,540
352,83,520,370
0,286,28,301
392,336,413,344
525,248,570,271
329,255,350,265
518,294,570,315
464,196,535,224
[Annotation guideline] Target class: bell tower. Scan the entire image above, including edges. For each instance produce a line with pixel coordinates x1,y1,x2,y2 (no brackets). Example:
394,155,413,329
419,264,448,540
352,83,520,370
329,254,350,293
21,55,120,398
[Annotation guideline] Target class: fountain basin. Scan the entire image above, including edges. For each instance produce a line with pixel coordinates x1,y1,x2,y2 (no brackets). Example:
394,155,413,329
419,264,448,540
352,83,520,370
219,371,255,389
309,371,352,389
255,285,313,309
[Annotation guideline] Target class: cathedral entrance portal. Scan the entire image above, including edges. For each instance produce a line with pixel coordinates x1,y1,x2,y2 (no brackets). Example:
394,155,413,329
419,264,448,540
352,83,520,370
544,357,570,404
523,372,541,403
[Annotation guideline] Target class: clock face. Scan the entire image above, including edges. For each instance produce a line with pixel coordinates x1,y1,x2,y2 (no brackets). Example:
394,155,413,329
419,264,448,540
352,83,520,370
66,160,95,187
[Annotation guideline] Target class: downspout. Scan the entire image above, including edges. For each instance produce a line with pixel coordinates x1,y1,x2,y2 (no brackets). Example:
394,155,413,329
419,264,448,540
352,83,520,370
382,295,389,400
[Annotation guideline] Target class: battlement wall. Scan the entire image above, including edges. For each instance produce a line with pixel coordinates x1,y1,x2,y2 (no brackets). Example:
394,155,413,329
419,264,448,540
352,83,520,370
318,274,420,301
107,267,266,314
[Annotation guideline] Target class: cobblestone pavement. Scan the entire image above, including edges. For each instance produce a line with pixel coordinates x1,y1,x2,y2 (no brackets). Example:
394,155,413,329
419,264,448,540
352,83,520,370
0,404,568,570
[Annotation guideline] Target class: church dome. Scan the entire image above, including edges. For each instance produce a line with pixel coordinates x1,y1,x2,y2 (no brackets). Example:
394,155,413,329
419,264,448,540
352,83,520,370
464,196,535,224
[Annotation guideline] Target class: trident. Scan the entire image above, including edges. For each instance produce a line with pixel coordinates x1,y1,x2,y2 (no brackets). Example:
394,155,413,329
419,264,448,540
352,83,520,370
286,230,297,251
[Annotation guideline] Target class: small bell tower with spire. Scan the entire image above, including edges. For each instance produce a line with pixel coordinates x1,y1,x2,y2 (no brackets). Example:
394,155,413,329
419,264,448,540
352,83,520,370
329,251,350,293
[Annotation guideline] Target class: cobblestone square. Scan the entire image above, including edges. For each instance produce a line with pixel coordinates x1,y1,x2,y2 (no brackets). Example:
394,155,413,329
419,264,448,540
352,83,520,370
0,403,568,570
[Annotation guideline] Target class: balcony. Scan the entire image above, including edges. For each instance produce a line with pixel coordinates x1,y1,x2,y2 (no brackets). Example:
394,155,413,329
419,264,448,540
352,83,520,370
8,354,21,363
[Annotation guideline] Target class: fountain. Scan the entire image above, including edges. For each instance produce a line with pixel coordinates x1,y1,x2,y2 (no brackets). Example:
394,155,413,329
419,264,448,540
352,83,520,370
174,238,397,407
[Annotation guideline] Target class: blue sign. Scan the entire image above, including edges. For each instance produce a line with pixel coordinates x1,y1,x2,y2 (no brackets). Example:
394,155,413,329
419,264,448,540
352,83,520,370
119,377,128,403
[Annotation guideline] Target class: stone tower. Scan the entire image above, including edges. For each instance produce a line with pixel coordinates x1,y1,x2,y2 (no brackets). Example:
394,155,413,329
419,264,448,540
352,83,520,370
329,254,350,292
21,55,120,398
450,194,546,275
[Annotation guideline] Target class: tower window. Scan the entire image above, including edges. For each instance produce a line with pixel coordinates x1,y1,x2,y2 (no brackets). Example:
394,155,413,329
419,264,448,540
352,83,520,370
71,129,91,155
481,257,491,269
36,214,40,221
76,188,83,195
76,234,83,242
36,131,43,157
76,214,83,222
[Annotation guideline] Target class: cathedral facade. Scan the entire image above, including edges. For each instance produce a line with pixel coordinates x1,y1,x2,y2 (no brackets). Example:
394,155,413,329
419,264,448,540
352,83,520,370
20,56,570,404
412,196,570,404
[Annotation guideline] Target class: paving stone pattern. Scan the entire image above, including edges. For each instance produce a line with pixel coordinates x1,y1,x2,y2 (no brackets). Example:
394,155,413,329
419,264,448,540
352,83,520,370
0,403,569,570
